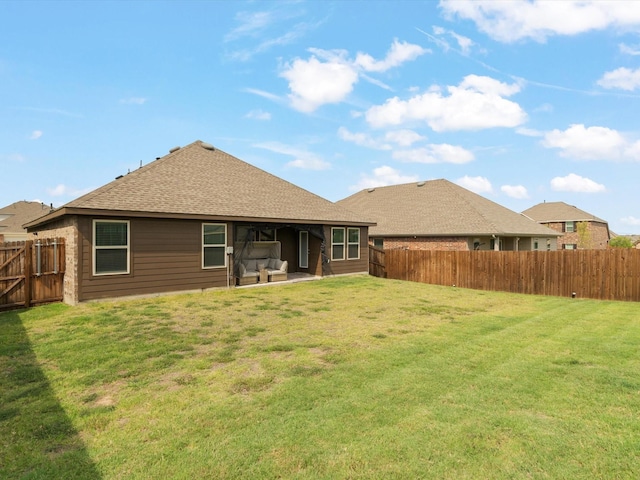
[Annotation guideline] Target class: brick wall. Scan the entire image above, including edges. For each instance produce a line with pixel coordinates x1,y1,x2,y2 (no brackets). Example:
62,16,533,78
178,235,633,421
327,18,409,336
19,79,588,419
544,221,609,250
27,216,79,304
378,236,469,251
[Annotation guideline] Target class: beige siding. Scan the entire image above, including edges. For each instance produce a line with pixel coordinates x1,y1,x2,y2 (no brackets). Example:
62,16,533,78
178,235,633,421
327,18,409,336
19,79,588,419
78,217,231,301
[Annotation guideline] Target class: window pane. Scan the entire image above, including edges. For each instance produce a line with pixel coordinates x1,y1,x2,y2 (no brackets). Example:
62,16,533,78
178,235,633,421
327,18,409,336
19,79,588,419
348,228,359,243
348,244,359,259
95,249,127,274
204,224,225,245
332,244,344,260
332,228,344,243
96,222,127,246
204,246,225,267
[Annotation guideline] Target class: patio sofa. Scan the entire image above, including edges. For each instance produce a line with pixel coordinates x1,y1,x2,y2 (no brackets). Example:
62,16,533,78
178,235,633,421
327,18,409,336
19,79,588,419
235,241,288,286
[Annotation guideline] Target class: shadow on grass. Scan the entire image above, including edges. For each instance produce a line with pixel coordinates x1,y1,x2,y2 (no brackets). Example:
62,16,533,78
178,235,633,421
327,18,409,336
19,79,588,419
0,310,102,479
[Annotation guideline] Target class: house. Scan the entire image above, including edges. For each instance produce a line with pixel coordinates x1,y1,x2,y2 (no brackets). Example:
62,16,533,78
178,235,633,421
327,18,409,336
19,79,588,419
522,201,610,250
337,179,560,251
0,201,51,242
25,141,373,304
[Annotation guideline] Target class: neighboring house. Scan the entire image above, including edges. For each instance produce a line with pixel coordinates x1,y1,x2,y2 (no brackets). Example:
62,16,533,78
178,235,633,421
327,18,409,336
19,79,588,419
25,140,373,304
337,179,560,251
0,201,51,242
522,201,610,250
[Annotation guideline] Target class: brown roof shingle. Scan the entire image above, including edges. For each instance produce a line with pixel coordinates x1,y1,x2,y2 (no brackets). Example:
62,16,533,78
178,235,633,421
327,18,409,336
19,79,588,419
522,201,608,224
28,141,371,227
337,179,559,237
0,201,51,233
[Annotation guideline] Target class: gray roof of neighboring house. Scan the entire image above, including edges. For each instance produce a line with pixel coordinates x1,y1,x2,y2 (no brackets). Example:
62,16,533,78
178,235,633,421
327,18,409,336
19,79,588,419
0,201,52,233
522,201,608,224
337,179,559,237
26,140,372,228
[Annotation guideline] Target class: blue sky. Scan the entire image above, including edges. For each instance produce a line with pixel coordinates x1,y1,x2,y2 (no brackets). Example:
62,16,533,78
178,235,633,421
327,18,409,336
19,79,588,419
2,1,640,233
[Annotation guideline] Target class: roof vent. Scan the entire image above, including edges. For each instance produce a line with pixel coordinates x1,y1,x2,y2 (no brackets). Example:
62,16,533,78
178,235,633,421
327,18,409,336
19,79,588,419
169,146,181,153
417,181,426,187
367,188,375,193
201,142,215,151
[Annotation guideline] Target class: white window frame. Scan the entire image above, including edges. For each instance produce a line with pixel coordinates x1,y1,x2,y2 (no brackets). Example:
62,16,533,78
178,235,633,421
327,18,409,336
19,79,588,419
93,219,130,276
347,227,360,260
202,223,227,269
331,227,345,261
565,221,575,233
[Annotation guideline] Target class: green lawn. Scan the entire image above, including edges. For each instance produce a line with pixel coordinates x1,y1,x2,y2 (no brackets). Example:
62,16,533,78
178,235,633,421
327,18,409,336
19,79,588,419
2,275,640,479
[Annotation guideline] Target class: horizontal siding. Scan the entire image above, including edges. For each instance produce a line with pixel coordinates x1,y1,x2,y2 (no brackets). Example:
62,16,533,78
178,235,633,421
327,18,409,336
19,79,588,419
324,226,369,276
79,217,230,301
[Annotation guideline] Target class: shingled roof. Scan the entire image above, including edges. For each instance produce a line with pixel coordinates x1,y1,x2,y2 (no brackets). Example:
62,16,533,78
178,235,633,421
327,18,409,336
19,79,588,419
27,141,372,227
522,201,608,224
337,179,559,237
0,201,51,233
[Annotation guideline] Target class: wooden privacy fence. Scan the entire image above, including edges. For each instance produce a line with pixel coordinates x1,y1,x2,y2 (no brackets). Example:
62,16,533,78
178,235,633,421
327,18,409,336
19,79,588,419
0,239,65,311
379,249,640,302
368,245,386,278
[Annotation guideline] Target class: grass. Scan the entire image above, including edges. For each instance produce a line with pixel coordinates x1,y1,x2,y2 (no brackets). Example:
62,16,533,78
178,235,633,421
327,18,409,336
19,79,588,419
2,275,640,479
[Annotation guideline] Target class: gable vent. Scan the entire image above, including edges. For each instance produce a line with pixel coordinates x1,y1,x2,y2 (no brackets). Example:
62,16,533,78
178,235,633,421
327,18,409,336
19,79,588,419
201,142,215,151
169,146,181,153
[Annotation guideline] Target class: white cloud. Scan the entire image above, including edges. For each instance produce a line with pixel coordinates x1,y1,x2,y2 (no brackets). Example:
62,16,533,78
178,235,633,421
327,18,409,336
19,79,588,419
542,124,640,161
620,216,640,226
46,184,93,198
440,0,640,43
349,165,419,191
516,127,543,137
280,39,426,112
119,97,147,105
253,141,331,170
245,109,272,121
281,50,359,112
456,175,493,194
224,11,274,42
338,127,425,149
29,130,43,140
619,43,640,55
550,173,606,193
431,26,475,55
393,144,474,164
501,184,529,199
337,127,392,150
365,75,526,131
384,129,425,147
244,88,283,103
597,67,640,91
354,39,429,72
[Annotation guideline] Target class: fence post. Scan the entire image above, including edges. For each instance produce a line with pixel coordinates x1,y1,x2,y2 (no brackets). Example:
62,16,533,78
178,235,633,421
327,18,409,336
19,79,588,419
24,240,32,308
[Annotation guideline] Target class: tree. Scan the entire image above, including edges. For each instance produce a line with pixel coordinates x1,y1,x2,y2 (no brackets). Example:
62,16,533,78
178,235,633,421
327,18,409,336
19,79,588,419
609,236,634,249
577,221,592,249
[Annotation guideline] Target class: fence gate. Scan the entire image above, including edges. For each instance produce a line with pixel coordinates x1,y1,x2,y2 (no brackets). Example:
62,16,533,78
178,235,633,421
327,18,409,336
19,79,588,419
369,245,386,278
0,239,65,311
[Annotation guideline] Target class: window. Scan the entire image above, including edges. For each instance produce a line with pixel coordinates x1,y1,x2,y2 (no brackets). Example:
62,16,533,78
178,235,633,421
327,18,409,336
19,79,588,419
331,227,345,260
93,220,129,275
203,223,227,268
347,228,360,259
563,243,577,250
533,239,539,250
373,238,384,248
564,221,575,233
